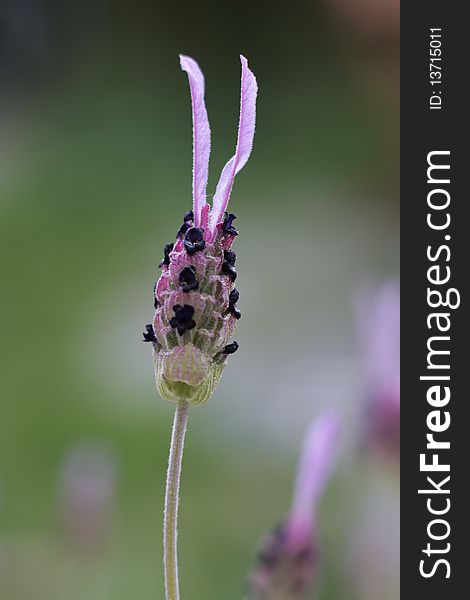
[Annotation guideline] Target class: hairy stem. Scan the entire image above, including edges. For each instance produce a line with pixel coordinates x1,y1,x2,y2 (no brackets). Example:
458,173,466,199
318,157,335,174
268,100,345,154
164,400,189,600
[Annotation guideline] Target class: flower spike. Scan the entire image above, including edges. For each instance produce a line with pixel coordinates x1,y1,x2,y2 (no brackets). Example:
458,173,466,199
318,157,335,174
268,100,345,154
146,55,257,407
150,55,258,600
247,410,340,600
209,55,258,239
289,410,340,539
179,55,211,226
356,281,400,456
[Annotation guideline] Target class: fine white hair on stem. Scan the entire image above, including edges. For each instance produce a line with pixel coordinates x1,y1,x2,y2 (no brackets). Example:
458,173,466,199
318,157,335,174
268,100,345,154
163,401,189,600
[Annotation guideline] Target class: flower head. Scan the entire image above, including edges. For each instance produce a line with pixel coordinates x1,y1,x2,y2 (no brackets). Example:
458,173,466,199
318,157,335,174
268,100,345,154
248,411,340,599
144,55,257,405
356,281,400,456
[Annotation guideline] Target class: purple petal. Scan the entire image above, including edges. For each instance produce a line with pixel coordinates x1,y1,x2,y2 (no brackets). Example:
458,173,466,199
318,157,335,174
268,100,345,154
356,281,400,403
179,55,211,227
289,410,340,538
208,55,258,239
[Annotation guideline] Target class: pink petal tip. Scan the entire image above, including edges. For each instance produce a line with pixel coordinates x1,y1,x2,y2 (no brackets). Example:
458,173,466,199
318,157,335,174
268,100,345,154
179,54,211,227
209,55,258,239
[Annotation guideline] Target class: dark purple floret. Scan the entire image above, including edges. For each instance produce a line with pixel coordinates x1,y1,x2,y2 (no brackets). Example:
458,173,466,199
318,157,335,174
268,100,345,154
178,266,199,293
222,212,239,236
160,243,174,267
224,250,237,266
221,246,238,282
143,323,157,342
170,304,196,335
177,222,191,237
252,521,316,590
228,305,241,319
257,525,284,567
153,282,160,309
177,210,195,237
228,287,241,319
186,227,204,243
229,288,240,305
223,341,239,354
222,261,237,282
184,227,206,256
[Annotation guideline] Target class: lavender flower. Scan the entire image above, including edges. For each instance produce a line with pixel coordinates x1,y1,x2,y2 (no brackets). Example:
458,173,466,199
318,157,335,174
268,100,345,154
356,281,400,456
58,441,117,550
148,55,258,600
144,55,257,406
248,411,340,600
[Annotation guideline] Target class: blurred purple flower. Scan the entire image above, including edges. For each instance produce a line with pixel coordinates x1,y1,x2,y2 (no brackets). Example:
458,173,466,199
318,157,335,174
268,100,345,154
248,411,340,600
58,441,117,550
356,280,400,456
145,55,258,406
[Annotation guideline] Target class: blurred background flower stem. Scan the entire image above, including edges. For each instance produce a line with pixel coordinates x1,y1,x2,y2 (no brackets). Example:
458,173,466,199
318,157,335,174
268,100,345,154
163,400,189,600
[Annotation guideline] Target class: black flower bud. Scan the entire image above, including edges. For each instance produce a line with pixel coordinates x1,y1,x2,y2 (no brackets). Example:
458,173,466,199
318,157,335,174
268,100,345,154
160,243,174,267
223,212,239,236
143,324,157,342
169,304,196,336
178,266,199,293
224,250,237,266
222,261,237,282
223,341,239,355
184,227,206,255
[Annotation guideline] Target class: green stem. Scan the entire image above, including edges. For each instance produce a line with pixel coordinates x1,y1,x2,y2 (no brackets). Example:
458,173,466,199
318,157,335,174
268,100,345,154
164,400,189,600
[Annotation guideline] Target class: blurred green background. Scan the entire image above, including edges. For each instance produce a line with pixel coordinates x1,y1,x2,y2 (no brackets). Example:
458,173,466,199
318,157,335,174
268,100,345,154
0,1,399,599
